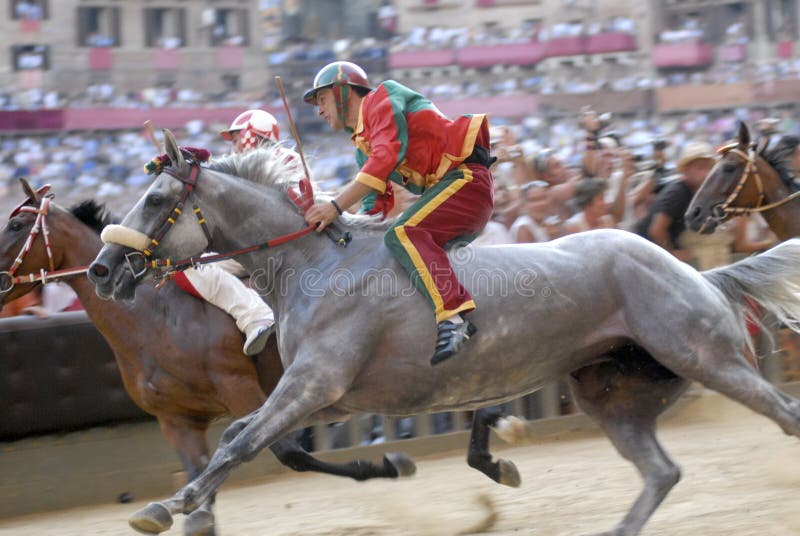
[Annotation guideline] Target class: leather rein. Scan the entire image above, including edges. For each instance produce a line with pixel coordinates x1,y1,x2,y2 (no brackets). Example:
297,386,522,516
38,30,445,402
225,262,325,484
119,161,321,282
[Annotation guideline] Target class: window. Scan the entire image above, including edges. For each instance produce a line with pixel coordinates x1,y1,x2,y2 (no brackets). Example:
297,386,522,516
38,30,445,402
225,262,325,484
10,0,47,20
221,73,240,91
144,8,187,48
77,7,121,47
11,44,49,70
209,8,249,46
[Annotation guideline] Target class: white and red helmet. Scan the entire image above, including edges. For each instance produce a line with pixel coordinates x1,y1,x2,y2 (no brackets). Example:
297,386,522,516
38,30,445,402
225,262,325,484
220,109,280,152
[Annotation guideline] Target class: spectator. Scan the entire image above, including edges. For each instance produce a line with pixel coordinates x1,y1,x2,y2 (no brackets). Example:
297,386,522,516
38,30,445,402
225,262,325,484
510,180,561,243
523,148,579,221
634,141,716,261
563,178,615,234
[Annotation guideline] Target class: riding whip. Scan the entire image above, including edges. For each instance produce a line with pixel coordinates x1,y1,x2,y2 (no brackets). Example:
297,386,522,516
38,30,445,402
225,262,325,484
274,76,351,247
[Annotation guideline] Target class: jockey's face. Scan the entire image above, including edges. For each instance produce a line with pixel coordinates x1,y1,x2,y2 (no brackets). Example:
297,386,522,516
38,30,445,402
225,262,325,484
230,130,245,153
316,88,345,131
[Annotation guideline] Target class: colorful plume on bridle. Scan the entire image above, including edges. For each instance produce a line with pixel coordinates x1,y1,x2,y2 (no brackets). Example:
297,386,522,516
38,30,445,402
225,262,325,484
144,146,212,175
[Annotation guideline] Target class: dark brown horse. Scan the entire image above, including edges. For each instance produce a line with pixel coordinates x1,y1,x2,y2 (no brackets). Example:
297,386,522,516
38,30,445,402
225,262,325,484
0,182,417,536
0,181,524,535
686,122,800,241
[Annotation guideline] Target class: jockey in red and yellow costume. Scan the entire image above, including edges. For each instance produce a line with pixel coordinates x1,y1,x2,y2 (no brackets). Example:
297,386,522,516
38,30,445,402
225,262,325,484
303,61,494,366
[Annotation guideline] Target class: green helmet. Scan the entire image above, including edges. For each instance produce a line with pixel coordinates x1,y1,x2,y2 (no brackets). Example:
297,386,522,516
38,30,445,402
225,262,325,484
303,61,372,105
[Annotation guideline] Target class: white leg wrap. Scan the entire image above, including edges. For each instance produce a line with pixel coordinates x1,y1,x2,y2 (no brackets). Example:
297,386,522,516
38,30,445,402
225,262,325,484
184,265,273,332
100,224,151,251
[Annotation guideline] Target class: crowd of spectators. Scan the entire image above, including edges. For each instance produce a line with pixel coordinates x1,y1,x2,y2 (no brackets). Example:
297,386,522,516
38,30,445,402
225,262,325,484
2,105,798,220
472,107,799,272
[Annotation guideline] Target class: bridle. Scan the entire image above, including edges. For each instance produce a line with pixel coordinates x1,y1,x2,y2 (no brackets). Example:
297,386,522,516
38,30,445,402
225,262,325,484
114,161,318,282
711,144,800,221
0,188,89,297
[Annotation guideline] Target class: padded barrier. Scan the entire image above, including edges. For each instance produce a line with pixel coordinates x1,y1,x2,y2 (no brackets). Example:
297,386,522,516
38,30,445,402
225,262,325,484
0,311,151,440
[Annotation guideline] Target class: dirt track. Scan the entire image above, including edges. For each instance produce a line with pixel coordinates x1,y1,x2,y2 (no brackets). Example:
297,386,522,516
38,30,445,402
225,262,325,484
2,393,800,536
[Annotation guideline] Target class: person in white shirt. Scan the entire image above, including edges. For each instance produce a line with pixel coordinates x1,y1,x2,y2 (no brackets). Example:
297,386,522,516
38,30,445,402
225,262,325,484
510,180,561,243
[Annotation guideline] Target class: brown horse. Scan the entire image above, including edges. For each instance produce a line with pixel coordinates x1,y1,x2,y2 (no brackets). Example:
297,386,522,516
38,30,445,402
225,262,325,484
0,182,417,536
686,122,800,241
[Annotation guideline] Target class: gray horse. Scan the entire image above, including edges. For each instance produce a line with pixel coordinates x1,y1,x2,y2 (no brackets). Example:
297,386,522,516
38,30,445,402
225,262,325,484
89,131,800,536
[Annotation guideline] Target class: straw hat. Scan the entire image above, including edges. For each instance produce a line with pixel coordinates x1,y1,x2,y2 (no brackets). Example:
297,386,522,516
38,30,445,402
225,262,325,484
676,141,715,172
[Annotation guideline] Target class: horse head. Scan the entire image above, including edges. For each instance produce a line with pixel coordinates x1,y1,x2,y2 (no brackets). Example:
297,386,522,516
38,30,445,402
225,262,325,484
0,179,63,306
88,129,215,301
88,129,309,302
686,122,783,234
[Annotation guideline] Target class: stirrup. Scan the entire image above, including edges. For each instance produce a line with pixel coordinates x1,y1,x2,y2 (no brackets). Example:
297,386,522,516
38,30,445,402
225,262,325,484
430,319,477,366
243,323,275,356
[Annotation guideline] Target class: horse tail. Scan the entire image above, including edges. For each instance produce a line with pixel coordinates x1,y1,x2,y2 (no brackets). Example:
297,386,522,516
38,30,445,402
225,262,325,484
702,239,800,347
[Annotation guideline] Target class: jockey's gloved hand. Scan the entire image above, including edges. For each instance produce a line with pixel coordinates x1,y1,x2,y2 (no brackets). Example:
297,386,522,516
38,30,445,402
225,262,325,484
144,146,212,175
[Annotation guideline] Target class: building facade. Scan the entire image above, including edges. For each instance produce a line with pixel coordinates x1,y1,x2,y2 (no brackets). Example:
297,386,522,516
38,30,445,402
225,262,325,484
2,0,265,96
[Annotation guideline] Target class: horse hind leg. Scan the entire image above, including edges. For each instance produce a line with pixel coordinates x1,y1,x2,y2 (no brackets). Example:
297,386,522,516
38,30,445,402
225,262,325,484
652,335,800,439
466,407,522,487
569,346,690,536
687,349,800,438
269,435,417,480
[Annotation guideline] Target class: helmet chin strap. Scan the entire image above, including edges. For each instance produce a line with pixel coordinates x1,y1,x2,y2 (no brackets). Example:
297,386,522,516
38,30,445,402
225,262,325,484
333,83,353,133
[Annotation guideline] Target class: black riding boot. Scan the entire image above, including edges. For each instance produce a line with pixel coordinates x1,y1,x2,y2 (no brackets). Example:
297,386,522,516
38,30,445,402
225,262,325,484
430,318,477,366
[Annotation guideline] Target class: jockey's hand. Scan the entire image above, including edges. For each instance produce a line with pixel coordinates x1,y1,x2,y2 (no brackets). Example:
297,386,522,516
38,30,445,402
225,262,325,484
305,201,339,232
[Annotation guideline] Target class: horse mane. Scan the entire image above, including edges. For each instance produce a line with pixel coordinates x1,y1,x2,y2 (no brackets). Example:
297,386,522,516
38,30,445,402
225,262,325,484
761,136,799,190
206,146,394,232
69,199,117,234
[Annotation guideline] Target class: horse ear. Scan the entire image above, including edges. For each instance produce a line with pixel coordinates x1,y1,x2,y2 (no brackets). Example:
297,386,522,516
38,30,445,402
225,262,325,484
162,129,186,169
19,177,40,204
737,122,751,148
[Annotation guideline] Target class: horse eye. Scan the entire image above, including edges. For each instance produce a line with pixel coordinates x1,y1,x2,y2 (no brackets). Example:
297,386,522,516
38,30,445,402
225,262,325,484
147,193,163,207
8,220,22,232
722,164,737,173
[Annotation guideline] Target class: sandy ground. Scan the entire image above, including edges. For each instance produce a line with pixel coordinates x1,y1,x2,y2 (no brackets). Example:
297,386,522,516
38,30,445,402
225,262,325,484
2,393,800,536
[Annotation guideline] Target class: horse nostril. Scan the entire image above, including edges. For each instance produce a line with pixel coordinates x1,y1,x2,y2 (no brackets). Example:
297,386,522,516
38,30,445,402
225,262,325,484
90,262,109,279
688,206,702,221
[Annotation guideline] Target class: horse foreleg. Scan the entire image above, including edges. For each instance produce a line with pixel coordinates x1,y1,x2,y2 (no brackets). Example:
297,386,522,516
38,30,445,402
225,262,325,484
130,368,348,531
466,407,521,487
129,416,218,536
569,354,689,536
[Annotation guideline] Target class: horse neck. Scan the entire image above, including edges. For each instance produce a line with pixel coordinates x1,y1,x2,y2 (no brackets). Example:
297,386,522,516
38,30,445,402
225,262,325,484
197,175,388,309
51,211,149,346
755,164,800,241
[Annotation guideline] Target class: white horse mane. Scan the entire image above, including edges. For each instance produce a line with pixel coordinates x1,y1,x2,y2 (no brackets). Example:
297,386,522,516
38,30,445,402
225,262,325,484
206,146,393,231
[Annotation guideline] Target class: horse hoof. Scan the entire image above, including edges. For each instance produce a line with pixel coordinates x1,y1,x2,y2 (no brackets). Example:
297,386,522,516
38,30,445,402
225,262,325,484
385,452,417,477
129,502,174,534
497,459,521,487
185,510,215,536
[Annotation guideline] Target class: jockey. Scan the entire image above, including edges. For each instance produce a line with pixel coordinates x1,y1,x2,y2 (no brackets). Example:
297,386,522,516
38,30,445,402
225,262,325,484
163,109,279,355
303,61,494,366
220,109,280,153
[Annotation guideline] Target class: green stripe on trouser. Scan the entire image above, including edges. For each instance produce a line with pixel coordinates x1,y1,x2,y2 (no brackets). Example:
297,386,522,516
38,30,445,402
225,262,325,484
384,168,475,315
